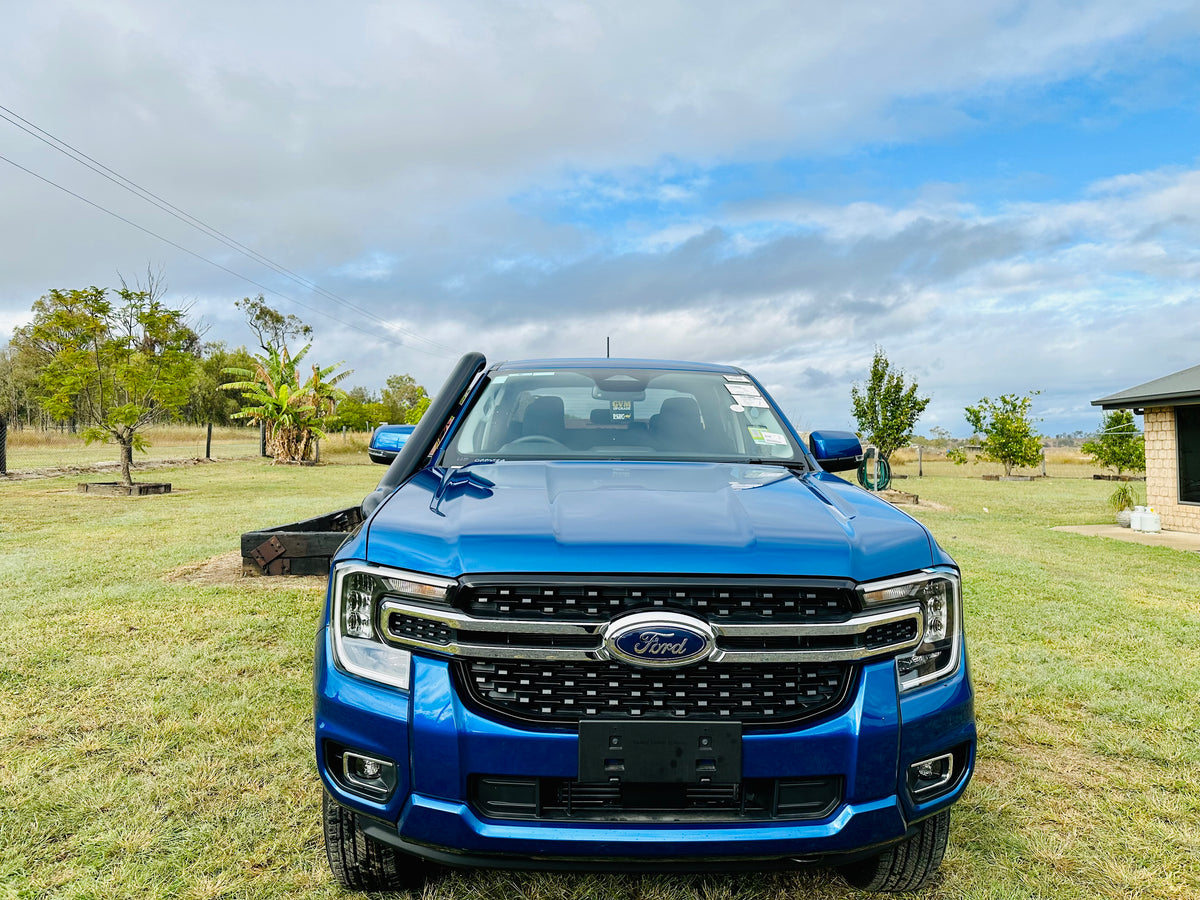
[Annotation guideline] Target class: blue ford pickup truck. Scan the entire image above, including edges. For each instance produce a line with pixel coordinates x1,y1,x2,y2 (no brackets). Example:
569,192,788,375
315,354,974,892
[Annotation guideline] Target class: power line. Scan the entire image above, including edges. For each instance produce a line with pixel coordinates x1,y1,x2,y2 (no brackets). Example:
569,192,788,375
0,103,456,355
0,104,458,357
0,150,454,356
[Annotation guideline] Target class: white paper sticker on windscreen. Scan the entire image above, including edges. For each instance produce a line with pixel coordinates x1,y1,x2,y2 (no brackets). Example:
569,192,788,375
725,383,761,397
737,396,769,408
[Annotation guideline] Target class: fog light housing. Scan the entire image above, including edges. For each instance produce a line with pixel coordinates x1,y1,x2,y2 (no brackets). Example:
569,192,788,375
907,752,955,799
342,751,398,799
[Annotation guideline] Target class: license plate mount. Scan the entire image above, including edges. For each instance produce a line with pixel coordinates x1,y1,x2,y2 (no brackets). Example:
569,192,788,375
577,720,741,784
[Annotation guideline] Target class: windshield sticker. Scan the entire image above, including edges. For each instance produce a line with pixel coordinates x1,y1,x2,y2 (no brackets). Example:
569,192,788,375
747,426,767,444
738,396,769,408
610,399,632,421
724,374,752,383
761,431,787,445
729,403,745,413
725,383,761,397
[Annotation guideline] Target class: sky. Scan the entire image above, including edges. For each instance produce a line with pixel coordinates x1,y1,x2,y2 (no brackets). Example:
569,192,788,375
3,0,1200,436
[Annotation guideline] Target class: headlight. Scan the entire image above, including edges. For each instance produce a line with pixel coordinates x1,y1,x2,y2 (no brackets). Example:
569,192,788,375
330,563,455,691
860,568,962,691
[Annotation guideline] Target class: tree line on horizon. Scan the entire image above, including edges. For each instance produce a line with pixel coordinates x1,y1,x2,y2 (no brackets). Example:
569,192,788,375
0,275,429,483
0,273,1142,483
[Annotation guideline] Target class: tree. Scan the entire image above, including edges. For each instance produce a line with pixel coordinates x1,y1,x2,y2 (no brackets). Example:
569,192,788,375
221,344,350,462
184,341,257,425
1081,409,1145,476
850,347,930,463
964,392,1043,476
381,374,431,425
235,294,312,352
10,284,198,485
331,386,389,431
404,395,431,424
0,343,41,428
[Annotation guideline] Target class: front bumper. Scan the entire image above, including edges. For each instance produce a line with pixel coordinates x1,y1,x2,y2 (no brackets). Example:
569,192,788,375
314,626,975,866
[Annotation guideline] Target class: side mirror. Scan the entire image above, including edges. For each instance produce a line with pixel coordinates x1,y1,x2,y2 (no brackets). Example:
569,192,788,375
368,424,416,465
808,430,863,472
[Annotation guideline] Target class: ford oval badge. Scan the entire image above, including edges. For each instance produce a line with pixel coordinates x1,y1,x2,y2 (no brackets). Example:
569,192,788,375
603,611,715,668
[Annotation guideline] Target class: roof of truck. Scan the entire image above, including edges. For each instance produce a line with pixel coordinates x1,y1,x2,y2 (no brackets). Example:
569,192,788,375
491,358,747,375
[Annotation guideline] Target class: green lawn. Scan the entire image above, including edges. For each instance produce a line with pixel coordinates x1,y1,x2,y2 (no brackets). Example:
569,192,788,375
0,463,1196,899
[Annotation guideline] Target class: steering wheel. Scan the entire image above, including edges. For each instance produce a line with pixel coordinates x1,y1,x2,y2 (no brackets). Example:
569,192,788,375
502,435,568,451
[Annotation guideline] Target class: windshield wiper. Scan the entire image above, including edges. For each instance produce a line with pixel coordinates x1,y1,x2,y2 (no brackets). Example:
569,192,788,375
741,458,812,472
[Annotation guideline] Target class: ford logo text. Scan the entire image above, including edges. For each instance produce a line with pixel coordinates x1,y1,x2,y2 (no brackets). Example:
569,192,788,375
602,611,715,668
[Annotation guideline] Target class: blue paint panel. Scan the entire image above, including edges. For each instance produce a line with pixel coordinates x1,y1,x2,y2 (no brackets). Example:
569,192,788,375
362,461,936,582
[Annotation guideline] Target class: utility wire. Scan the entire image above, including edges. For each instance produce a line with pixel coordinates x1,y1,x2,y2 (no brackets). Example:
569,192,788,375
0,150,452,354
0,104,458,357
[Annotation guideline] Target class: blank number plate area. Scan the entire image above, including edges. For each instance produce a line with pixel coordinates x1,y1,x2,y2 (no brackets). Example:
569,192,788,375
578,720,742,784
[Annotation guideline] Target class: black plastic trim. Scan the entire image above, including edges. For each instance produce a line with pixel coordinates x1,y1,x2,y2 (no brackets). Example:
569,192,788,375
363,351,486,516
356,816,914,872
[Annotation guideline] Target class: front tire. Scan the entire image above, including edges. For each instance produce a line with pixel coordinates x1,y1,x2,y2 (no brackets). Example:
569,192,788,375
322,792,432,891
837,809,950,892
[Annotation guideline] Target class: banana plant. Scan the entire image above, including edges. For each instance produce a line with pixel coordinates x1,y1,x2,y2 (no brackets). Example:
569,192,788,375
222,344,350,462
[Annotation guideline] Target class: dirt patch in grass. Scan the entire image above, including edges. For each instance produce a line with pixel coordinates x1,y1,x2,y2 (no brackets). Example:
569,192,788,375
165,550,325,588
877,488,951,511
2,456,218,482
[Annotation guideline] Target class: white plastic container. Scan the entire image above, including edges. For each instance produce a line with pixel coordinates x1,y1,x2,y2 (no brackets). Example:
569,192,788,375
1140,509,1161,534
1130,506,1147,531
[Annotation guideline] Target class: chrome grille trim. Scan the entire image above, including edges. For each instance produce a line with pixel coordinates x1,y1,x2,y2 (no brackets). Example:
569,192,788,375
380,599,923,663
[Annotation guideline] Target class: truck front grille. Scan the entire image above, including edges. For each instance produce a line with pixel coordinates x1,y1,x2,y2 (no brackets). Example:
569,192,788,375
458,576,856,623
458,659,851,725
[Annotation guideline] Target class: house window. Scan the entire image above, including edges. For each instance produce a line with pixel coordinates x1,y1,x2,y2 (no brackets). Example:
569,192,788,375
1177,406,1200,503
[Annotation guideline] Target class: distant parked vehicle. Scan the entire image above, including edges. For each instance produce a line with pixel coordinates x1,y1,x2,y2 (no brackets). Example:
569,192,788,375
368,424,416,464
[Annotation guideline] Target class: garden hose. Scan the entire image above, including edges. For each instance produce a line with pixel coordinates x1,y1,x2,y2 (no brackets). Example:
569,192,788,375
857,454,892,491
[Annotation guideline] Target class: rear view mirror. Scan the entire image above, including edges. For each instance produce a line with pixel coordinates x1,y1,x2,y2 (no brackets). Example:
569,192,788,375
808,430,863,472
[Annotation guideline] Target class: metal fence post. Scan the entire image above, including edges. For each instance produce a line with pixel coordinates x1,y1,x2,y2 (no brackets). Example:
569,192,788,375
260,421,267,457
0,416,7,475
205,423,213,459
918,445,923,477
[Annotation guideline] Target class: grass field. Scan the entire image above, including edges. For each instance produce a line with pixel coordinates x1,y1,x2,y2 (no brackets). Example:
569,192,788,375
0,460,1196,899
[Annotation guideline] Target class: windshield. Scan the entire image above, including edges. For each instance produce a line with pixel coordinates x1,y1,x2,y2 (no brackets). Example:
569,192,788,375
441,366,805,466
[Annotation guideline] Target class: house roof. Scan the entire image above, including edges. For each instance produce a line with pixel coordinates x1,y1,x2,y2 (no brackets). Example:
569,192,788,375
1093,363,1200,409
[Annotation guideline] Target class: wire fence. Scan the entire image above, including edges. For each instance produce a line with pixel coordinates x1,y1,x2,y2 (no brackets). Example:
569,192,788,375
0,422,263,477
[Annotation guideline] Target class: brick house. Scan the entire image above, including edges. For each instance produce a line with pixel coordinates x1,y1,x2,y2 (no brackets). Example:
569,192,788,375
1094,364,1200,533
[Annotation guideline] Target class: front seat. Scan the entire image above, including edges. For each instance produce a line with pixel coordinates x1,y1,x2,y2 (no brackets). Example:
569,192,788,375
522,395,567,442
651,396,709,452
